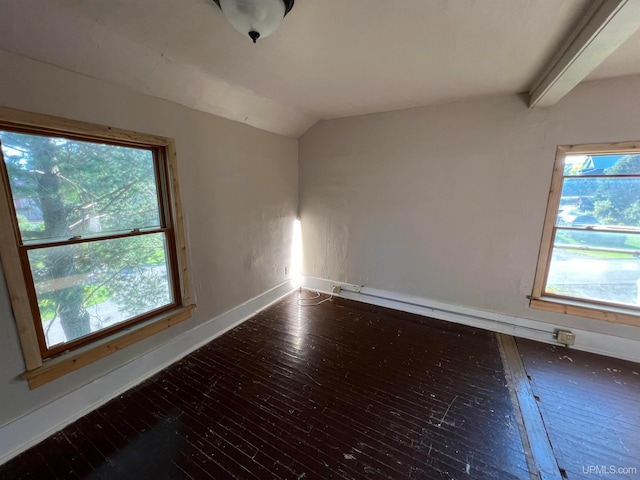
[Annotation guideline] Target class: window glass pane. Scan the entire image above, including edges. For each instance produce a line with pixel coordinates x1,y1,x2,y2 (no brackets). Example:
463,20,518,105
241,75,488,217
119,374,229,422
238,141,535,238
564,154,640,176
546,230,640,307
0,130,161,244
557,177,640,229
27,233,173,349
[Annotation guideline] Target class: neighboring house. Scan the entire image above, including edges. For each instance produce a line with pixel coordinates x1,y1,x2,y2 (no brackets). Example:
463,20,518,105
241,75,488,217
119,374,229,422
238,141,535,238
557,211,598,227
579,155,622,175
14,197,43,223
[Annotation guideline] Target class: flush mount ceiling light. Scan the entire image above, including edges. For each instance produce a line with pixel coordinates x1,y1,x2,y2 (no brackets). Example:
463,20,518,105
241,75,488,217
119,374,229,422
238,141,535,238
213,0,295,44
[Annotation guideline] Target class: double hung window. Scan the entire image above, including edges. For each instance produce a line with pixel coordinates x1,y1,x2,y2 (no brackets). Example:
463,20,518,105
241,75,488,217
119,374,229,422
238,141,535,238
531,143,640,326
0,108,192,387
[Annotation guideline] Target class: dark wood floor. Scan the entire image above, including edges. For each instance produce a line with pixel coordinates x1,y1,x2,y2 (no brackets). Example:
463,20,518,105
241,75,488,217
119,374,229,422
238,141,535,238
517,339,640,480
1,292,530,480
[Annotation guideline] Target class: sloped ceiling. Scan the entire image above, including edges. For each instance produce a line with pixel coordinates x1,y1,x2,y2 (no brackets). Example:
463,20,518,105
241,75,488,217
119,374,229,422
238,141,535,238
587,27,640,82
1,0,638,138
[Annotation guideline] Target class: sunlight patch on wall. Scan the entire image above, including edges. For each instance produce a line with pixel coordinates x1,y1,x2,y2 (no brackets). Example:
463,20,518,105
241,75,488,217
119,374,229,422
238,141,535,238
290,218,302,288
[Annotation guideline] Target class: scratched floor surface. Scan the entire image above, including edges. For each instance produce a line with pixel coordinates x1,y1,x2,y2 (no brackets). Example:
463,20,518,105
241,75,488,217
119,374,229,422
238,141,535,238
517,339,640,480
1,292,530,479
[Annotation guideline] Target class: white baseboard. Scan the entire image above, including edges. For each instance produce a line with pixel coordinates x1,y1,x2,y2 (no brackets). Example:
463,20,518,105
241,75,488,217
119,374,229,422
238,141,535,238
304,276,640,364
0,281,294,466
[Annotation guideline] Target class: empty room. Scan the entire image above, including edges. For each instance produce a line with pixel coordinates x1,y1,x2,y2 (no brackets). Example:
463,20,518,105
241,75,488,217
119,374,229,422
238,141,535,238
1,1,639,479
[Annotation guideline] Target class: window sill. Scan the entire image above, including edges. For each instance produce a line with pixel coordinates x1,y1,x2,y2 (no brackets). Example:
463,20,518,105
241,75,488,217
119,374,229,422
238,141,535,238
530,297,640,327
20,304,195,389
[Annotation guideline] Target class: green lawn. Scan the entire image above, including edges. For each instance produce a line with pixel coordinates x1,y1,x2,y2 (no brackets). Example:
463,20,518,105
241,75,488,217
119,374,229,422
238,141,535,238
555,231,639,259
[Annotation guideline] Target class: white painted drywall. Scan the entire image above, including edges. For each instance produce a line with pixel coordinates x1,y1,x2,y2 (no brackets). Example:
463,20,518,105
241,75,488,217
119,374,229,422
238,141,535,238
299,76,640,343
0,49,298,427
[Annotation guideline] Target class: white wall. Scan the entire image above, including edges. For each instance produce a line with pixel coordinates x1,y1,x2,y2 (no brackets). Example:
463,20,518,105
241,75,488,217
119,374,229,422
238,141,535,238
0,50,298,427
299,76,640,343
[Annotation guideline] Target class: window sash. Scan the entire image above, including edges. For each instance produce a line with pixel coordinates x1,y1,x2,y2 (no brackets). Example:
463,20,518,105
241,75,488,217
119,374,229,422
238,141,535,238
543,226,640,310
17,230,180,357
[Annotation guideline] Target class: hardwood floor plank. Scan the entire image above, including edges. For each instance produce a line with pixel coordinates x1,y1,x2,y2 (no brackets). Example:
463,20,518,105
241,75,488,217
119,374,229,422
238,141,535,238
1,292,530,479
517,338,640,480
498,334,562,480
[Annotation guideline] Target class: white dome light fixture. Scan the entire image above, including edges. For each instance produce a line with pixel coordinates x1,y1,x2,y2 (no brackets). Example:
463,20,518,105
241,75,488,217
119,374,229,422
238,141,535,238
213,0,295,44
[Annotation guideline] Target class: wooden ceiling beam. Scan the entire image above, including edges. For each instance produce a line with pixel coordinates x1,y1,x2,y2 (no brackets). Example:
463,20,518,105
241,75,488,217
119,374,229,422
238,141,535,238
529,0,640,108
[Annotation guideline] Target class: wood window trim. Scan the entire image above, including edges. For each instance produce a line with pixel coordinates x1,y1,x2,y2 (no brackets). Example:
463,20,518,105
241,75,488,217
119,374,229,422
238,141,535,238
530,297,640,327
530,141,640,326
0,106,194,388
20,304,195,389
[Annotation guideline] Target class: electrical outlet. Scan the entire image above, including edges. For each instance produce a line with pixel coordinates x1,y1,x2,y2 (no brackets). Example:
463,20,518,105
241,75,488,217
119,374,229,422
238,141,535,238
556,330,575,346
331,284,341,294
284,266,289,276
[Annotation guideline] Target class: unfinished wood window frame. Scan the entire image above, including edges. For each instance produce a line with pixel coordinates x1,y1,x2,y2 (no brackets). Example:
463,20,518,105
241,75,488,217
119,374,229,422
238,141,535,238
530,141,640,327
0,107,193,388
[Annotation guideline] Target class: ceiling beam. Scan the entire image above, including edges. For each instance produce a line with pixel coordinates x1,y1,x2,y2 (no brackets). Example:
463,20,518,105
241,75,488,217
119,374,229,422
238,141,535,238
529,0,640,108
